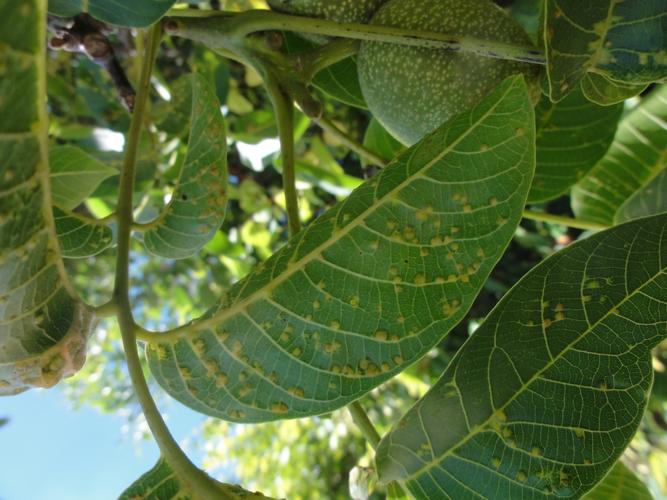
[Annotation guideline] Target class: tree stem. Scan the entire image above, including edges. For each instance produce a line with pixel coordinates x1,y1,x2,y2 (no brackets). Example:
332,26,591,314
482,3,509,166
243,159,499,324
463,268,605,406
522,210,610,231
113,25,230,500
169,10,546,65
315,116,388,167
348,400,381,449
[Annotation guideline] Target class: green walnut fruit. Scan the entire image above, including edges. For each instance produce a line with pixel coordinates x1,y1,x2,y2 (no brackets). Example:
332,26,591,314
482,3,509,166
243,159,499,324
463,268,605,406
358,0,540,145
267,0,387,24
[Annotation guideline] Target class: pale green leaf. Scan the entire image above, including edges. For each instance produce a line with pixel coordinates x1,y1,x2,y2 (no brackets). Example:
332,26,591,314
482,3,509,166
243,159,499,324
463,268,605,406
583,461,652,500
142,74,228,259
49,145,117,211
48,0,177,27
54,208,113,258
615,167,667,224
572,86,667,225
119,457,273,499
580,73,649,107
545,0,667,101
363,118,405,165
0,0,94,396
312,57,367,109
375,213,667,498
529,86,622,203
145,76,536,423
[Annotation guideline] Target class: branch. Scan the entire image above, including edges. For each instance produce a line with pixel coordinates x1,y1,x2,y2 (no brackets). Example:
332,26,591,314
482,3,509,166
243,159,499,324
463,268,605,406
112,25,231,500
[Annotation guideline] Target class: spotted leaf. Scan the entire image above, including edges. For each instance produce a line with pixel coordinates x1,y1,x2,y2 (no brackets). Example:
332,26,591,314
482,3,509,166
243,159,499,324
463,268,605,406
545,0,667,101
145,76,535,423
572,86,667,225
54,208,113,258
142,73,228,260
0,0,94,396
580,73,649,107
376,214,667,499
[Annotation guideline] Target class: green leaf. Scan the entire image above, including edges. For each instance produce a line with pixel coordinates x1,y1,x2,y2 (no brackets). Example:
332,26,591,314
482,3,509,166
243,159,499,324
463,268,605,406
583,461,652,500
0,0,94,396
580,73,649,106
49,145,117,211
48,0,177,27
312,57,368,109
145,76,536,423
54,208,113,258
119,457,273,499
363,118,405,164
529,86,623,203
572,86,667,225
375,213,667,498
615,167,667,224
545,0,667,101
142,74,228,259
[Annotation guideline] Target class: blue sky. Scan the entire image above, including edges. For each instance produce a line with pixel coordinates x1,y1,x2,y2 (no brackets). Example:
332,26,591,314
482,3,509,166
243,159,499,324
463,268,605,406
0,385,206,500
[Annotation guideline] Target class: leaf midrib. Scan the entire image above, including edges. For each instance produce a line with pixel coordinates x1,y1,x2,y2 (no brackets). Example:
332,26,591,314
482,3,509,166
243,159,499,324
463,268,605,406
399,232,666,483
149,80,524,345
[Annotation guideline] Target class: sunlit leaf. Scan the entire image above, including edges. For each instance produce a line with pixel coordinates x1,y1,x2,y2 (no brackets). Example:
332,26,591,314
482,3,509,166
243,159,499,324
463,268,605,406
615,167,667,224
580,73,648,107
48,0,177,27
0,0,94,396
529,86,622,203
545,0,667,101
572,86,667,225
145,76,536,422
583,461,652,500
119,457,273,499
142,74,228,259
49,145,117,211
375,214,667,498
363,118,405,164
54,208,113,258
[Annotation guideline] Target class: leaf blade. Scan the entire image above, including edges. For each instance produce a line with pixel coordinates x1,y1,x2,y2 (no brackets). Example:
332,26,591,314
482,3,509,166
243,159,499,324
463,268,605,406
583,461,652,500
54,208,114,258
48,0,177,27
146,76,536,423
142,74,228,260
615,167,667,223
376,214,667,498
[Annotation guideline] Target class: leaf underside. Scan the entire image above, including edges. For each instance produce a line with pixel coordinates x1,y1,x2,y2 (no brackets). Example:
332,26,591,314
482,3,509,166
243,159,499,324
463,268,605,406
545,0,667,101
145,76,535,423
580,73,648,107
529,86,622,203
572,85,667,225
615,167,667,224
54,208,113,258
376,214,667,499
119,457,273,500
0,0,93,396
583,461,652,500
142,74,228,260
47,0,177,27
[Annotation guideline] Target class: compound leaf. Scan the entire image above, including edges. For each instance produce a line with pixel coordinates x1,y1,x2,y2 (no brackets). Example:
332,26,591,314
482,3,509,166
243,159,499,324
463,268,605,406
54,208,113,258
580,73,648,107
615,167,667,224
545,0,667,101
142,73,228,260
145,76,535,423
119,457,273,500
49,145,117,211
583,461,652,500
0,0,94,396
572,85,667,225
48,0,177,27
529,86,622,203
375,213,667,498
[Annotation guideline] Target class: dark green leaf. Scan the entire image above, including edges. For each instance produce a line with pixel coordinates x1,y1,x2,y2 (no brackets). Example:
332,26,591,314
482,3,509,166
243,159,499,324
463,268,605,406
142,74,228,259
145,76,536,422
0,0,94,396
54,208,113,258
363,118,405,165
528,86,622,203
119,457,273,499
583,461,652,500
580,73,649,106
312,57,368,109
545,0,667,101
615,167,667,223
572,86,667,225
375,214,667,498
49,145,117,210
48,0,177,28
